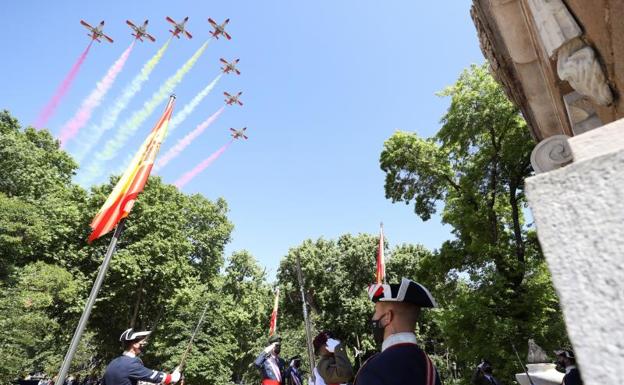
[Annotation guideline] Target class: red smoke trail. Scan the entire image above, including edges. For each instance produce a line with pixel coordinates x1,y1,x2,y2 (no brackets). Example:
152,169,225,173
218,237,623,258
59,41,135,146
155,106,224,171
174,140,233,189
34,41,94,129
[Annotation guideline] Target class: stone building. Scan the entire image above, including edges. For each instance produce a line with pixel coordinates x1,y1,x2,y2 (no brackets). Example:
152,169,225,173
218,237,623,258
471,1,623,385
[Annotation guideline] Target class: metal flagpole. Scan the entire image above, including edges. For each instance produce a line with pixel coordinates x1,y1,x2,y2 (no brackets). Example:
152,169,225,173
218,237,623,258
511,342,536,385
56,218,127,385
178,299,211,369
295,254,316,384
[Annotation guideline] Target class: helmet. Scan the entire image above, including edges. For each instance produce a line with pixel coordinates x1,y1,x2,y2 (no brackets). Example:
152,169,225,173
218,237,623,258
119,328,151,342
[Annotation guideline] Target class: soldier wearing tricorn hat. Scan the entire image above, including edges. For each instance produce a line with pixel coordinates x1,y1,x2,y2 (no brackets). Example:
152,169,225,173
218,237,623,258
102,328,181,385
354,278,442,385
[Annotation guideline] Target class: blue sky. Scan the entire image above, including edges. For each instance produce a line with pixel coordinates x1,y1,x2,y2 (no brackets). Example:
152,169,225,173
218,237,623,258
1,1,484,278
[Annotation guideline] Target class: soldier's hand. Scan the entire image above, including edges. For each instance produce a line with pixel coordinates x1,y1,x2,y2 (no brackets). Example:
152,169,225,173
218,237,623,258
326,338,340,353
171,367,181,383
263,342,277,354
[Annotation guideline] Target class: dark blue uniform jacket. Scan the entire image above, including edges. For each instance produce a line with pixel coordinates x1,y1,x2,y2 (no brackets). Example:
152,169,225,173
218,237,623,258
102,355,167,385
354,343,442,385
254,352,286,382
563,368,583,385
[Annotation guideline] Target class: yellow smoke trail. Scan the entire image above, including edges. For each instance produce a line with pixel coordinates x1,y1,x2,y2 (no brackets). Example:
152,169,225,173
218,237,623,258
74,38,172,162
79,40,210,184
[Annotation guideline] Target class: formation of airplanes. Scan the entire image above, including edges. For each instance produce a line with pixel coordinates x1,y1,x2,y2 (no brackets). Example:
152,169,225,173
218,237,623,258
82,17,234,42
224,92,243,106
230,128,248,140
79,17,249,141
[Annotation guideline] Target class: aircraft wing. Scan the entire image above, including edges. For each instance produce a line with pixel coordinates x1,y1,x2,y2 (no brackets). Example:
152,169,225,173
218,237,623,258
80,20,93,29
208,18,217,27
126,20,136,28
146,33,156,42
220,58,228,64
103,34,114,43
224,92,231,97
165,16,176,25
184,31,192,39
224,31,231,40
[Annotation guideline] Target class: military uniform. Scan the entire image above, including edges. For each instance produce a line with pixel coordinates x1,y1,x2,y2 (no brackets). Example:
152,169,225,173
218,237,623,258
255,336,286,385
103,329,180,385
354,278,441,385
284,357,303,385
354,333,440,385
562,366,582,385
103,355,173,385
316,342,353,385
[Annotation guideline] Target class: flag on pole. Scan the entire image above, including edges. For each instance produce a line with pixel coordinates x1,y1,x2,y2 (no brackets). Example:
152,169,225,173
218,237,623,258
88,96,176,243
376,222,386,284
269,288,280,336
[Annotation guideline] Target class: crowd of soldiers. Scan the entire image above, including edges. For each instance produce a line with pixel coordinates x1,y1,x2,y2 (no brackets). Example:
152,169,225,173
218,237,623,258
47,277,581,385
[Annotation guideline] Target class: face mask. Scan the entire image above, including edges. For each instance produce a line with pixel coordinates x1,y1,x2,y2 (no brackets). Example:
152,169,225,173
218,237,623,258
370,313,388,345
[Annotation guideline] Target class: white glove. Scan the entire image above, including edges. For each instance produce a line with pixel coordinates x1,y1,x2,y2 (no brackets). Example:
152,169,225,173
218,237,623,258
326,338,340,353
263,342,277,354
171,367,181,383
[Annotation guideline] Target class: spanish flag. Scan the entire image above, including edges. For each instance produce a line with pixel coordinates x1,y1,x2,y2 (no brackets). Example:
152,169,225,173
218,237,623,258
88,96,176,243
269,288,279,336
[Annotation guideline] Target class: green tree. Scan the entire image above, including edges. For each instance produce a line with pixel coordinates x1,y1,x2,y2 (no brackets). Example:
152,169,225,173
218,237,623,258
379,64,568,383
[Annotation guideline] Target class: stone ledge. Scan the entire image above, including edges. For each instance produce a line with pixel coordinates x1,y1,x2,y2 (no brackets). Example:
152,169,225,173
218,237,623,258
569,116,624,162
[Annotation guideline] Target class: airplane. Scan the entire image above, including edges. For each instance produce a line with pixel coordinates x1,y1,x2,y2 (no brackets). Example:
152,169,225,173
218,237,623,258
80,20,113,43
208,18,231,40
126,19,156,42
166,16,192,39
224,91,243,106
230,127,248,140
220,58,240,75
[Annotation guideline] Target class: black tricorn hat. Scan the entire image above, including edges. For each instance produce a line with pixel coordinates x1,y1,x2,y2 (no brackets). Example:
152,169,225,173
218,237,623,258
554,349,575,359
367,278,437,308
119,328,151,342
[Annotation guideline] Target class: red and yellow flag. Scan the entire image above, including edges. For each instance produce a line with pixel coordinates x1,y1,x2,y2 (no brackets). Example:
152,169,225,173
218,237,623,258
88,96,176,243
376,223,385,284
269,288,280,336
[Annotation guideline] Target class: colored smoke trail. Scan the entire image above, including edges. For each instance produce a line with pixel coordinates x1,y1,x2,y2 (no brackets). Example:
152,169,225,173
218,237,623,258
167,74,223,133
73,38,172,162
59,42,135,146
34,41,93,129
155,106,224,171
81,40,210,184
174,140,233,188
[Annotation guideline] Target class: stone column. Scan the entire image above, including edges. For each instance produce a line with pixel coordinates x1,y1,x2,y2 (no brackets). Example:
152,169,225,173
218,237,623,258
525,118,624,385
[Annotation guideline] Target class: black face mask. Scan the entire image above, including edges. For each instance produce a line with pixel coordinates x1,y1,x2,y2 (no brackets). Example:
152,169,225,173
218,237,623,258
370,315,387,345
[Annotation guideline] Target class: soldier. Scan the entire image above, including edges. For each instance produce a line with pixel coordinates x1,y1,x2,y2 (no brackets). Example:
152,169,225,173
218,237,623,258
354,278,441,385
554,349,583,385
471,360,501,385
102,329,181,385
283,356,303,385
254,335,286,385
312,331,353,385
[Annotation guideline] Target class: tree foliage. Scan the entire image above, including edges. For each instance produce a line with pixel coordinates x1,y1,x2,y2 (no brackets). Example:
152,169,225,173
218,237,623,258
380,65,568,383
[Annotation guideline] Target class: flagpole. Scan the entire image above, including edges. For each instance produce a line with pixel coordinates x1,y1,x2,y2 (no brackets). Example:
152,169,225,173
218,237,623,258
296,254,316,385
56,218,127,385
178,299,211,369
